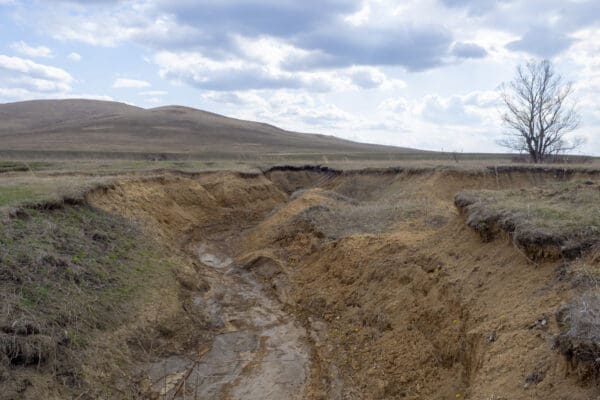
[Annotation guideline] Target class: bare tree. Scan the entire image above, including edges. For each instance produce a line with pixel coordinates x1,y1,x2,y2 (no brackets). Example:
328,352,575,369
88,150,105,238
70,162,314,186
499,59,582,163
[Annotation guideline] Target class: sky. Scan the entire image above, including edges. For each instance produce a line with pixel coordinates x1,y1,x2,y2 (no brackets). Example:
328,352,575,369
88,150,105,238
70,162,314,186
0,0,599,154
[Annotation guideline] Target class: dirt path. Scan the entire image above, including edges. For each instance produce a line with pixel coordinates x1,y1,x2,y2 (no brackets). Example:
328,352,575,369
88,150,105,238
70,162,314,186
143,241,311,400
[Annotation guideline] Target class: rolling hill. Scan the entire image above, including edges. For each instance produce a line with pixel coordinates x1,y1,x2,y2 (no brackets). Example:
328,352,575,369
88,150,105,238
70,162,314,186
0,99,421,157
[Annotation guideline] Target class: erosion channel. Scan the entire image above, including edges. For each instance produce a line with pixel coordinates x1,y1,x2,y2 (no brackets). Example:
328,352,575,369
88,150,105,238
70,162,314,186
81,167,600,400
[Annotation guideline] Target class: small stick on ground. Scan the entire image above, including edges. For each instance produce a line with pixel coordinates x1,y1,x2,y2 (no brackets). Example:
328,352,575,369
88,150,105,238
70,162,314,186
170,361,200,400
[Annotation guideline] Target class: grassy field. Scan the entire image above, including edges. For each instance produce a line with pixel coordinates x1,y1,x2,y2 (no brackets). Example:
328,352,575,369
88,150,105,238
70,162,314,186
0,175,114,208
0,153,597,211
458,182,600,232
456,180,600,260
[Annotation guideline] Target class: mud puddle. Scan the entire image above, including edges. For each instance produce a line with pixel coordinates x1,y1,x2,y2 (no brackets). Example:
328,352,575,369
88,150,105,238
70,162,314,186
143,242,311,399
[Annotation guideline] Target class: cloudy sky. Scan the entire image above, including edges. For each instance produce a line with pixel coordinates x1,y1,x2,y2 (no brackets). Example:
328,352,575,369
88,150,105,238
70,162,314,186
1,0,599,154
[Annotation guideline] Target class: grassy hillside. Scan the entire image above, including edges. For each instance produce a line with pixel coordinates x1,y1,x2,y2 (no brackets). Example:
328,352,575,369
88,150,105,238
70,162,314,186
0,204,182,399
0,99,422,156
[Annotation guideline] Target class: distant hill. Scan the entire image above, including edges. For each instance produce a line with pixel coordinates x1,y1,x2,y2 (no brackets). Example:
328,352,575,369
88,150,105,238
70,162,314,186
0,99,418,154
0,99,422,156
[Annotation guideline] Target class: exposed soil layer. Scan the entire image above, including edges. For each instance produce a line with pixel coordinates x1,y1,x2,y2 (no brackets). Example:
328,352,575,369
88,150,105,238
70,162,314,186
13,167,599,399
455,182,600,261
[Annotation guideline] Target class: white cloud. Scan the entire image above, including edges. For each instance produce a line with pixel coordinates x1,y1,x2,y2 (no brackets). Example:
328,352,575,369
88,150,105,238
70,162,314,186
0,55,114,104
348,66,406,90
344,2,371,26
0,55,75,102
378,97,417,115
20,4,199,48
0,55,73,83
419,91,501,127
232,35,308,67
140,90,167,96
68,52,82,61
53,93,114,102
202,90,355,131
370,91,506,151
558,27,600,151
422,94,482,125
0,87,33,99
153,50,404,93
153,51,347,92
7,76,71,93
10,41,53,58
112,78,151,89
198,85,507,151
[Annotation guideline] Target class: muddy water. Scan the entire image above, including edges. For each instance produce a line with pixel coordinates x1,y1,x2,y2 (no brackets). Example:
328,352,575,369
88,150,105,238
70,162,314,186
144,242,311,399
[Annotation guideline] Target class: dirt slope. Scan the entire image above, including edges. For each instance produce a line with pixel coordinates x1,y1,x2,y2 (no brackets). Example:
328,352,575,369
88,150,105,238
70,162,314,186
72,167,600,399
0,99,420,155
242,168,598,399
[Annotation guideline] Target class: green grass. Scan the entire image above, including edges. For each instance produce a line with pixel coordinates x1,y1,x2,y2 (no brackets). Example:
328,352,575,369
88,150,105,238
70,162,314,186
0,174,118,208
462,182,600,233
0,205,172,393
0,184,39,206
0,160,53,173
456,181,600,259
0,181,82,207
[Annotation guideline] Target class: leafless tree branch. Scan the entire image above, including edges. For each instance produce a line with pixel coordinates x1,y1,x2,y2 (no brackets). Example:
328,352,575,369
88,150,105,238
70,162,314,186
497,59,582,163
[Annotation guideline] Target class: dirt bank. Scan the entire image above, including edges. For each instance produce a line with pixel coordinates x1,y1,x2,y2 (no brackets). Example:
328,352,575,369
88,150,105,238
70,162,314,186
81,167,600,399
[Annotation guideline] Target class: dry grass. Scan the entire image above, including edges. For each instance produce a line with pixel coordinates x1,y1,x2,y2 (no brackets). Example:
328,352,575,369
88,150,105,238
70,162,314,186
460,182,600,231
289,189,443,238
0,175,116,208
556,292,600,383
0,99,422,155
0,157,593,212
456,180,600,259
0,153,598,213
0,205,176,398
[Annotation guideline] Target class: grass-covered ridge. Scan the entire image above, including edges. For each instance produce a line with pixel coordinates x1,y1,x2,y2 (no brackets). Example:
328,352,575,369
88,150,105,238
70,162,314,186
0,161,52,174
455,180,600,260
0,204,173,398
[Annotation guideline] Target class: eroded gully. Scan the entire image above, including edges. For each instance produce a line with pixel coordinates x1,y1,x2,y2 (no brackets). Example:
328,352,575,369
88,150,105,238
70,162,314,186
143,239,313,400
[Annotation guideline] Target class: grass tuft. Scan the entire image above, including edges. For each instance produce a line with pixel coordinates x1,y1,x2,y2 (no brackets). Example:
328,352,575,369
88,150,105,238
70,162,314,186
556,292,600,383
